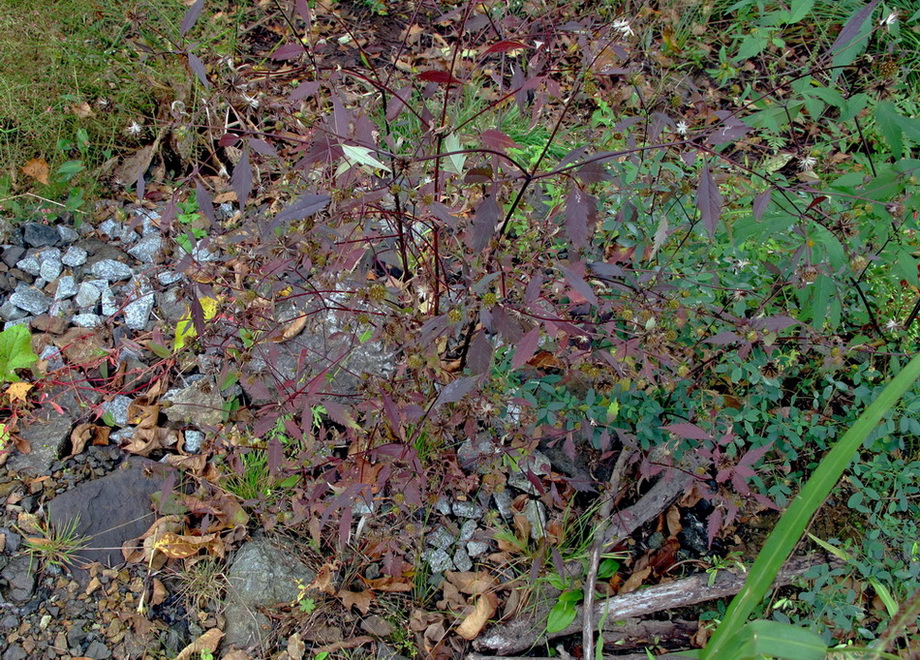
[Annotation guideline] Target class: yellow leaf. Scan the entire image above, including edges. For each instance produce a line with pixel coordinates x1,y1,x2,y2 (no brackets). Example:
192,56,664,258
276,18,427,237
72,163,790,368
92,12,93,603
456,593,498,640
5,382,32,402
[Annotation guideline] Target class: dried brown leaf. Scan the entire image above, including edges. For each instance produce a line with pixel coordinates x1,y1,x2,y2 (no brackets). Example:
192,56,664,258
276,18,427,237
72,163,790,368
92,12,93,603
456,593,498,640
175,628,223,660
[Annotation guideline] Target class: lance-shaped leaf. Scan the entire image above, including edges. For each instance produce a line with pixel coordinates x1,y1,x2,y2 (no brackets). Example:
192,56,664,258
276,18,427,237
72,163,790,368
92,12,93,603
565,186,597,249
432,376,477,410
187,52,210,89
180,0,205,37
195,181,216,229
231,146,252,209
696,164,722,238
275,193,331,223
418,70,463,85
469,196,501,252
483,40,528,54
290,80,321,101
825,0,880,64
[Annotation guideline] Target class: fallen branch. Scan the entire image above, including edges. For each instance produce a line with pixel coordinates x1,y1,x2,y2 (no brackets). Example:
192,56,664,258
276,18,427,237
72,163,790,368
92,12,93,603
474,556,827,655
583,449,634,660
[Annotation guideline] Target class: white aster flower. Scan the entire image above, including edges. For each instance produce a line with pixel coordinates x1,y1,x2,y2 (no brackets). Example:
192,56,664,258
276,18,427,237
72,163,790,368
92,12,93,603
880,11,898,31
799,154,817,171
126,121,143,136
676,120,689,136
612,18,634,37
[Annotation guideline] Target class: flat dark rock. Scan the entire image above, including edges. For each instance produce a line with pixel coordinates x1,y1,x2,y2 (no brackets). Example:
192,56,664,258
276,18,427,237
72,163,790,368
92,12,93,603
46,457,177,572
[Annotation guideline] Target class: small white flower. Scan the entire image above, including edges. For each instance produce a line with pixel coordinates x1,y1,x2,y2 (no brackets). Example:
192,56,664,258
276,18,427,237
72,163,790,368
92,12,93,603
880,11,898,31
799,155,817,171
126,121,143,136
612,18,634,37
885,318,900,331
675,120,689,136
242,94,260,109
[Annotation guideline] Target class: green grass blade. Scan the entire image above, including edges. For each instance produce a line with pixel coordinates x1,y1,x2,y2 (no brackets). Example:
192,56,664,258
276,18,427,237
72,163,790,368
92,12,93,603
702,352,920,659
720,620,827,659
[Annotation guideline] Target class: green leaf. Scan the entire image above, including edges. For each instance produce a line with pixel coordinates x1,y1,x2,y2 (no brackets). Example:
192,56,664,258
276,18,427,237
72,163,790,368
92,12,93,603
735,33,769,61
720,620,826,659
0,325,38,383
787,0,815,23
598,558,621,579
547,599,577,634
876,101,904,159
701,352,920,658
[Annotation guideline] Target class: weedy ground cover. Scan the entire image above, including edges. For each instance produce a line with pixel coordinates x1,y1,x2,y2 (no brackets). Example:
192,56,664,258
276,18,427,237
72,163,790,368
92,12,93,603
2,0,919,657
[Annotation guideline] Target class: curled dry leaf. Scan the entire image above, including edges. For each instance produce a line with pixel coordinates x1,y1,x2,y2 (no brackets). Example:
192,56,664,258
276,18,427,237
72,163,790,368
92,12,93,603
271,314,307,342
175,628,224,660
445,571,497,596
154,531,224,560
151,578,168,606
456,592,498,640
69,423,110,456
123,427,181,456
127,399,160,428
122,514,184,564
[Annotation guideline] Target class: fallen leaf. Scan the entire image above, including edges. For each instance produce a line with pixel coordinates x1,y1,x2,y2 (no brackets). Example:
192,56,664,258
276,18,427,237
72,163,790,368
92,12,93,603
21,158,50,185
445,571,497,595
308,562,338,595
5,382,32,403
151,578,168,605
338,589,372,614
363,576,413,592
154,531,223,559
620,566,652,594
287,632,306,660
456,593,498,640
175,628,223,660
127,399,160,428
70,101,95,118
272,314,307,342
69,423,110,456
122,427,180,456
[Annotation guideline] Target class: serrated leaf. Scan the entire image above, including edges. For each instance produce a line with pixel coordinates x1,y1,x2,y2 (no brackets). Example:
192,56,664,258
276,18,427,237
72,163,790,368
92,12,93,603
187,52,210,89
0,325,38,383
433,376,477,409
875,101,903,159
339,144,391,173
564,186,597,249
753,190,771,220
787,0,815,23
180,0,205,36
511,327,540,370
290,80,321,101
469,196,501,252
275,193,330,223
231,146,252,209
696,164,722,238
826,0,879,73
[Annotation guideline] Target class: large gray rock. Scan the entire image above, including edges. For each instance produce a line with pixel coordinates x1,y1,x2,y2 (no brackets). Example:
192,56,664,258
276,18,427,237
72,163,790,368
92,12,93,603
162,377,225,427
6,406,74,475
46,458,176,571
240,293,395,405
223,538,315,651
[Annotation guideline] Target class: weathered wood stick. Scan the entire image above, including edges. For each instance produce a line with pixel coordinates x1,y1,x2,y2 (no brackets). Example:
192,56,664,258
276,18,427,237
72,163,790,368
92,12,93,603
474,556,825,655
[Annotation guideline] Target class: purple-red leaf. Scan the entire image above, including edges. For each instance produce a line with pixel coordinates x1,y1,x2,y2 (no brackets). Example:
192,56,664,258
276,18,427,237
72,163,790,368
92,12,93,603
565,186,597,249
180,0,205,37
272,42,307,60
827,0,880,60
294,0,311,24
481,129,522,151
467,330,493,375
418,70,463,85
705,331,742,345
195,181,216,229
696,164,722,238
560,265,598,305
484,40,528,54
433,376,477,409
247,137,277,158
753,189,771,220
661,423,712,441
469,196,500,252
187,52,210,89
511,327,540,370
275,193,330,223
231,147,252,210
290,80,321,101
218,133,240,147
